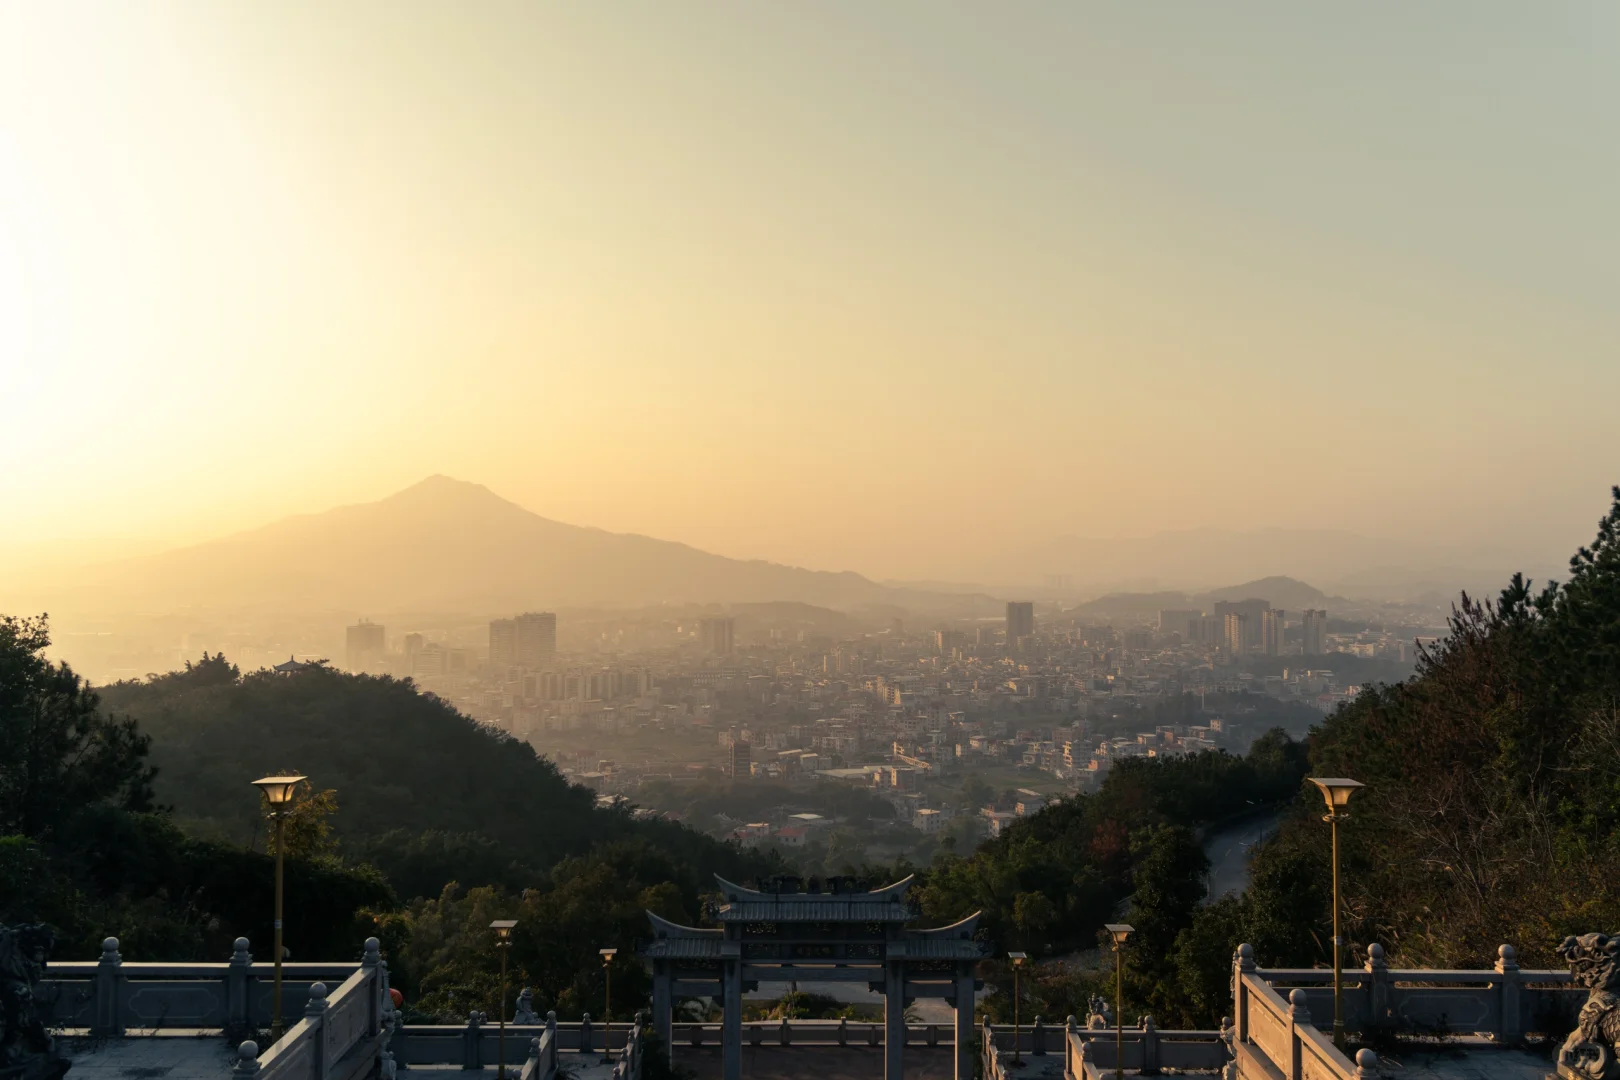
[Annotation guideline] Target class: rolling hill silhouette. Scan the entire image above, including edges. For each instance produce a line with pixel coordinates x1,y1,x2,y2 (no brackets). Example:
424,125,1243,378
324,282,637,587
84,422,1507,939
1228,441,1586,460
66,476,997,614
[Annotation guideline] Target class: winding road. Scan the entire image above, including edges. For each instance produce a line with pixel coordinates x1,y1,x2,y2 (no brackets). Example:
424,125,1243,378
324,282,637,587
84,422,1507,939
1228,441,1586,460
1202,811,1279,903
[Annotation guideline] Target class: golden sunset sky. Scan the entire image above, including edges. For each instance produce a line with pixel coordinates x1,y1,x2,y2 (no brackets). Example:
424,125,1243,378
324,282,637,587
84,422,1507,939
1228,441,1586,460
1,2,1615,582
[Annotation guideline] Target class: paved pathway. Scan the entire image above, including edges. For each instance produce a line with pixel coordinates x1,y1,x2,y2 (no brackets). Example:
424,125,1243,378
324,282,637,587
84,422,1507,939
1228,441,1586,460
673,1045,957,1079
61,1034,237,1080
1364,1046,1552,1079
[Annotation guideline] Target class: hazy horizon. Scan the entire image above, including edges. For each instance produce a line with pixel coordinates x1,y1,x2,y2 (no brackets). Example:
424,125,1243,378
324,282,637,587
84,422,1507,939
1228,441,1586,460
3,3,1617,588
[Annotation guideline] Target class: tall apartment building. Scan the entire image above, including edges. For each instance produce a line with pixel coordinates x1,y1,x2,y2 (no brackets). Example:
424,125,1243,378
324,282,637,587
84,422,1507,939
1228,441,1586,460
345,620,385,673
701,616,735,655
1302,609,1329,656
1006,601,1035,643
1261,609,1285,657
489,618,516,668
514,612,556,667
1223,613,1252,655
490,612,558,669
402,632,424,670
730,740,752,778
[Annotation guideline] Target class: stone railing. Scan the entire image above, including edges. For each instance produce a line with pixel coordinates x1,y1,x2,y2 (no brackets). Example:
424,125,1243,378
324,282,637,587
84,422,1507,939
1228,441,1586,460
977,1016,1230,1079
393,1012,645,1080
652,1017,967,1049
1231,942,1585,1079
229,940,393,1080
36,936,360,1036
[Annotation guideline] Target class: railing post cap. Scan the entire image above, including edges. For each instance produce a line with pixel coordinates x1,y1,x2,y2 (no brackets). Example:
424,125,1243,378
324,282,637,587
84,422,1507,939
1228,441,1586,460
233,937,252,957
1497,943,1519,969
306,981,330,1016
1355,1048,1379,1076
101,937,121,959
1235,943,1255,970
527,1037,540,1060
238,1041,259,1061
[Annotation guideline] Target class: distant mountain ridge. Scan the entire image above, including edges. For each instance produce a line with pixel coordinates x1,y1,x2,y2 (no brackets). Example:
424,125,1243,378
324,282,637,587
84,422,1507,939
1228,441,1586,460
52,476,1003,615
1067,575,1351,619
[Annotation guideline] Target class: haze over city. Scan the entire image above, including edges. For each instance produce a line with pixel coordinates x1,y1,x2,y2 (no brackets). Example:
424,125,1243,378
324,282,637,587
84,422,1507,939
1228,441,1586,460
10,8,1620,1080
2,2,1616,595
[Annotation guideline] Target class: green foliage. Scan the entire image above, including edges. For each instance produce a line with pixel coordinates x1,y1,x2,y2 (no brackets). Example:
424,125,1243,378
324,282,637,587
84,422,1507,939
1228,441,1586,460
97,665,778,903
0,614,157,839
915,735,1308,959
376,840,704,1021
1231,485,1620,981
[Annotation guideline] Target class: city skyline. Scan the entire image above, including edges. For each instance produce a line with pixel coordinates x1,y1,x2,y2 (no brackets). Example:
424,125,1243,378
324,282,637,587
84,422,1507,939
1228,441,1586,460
2,2,1616,585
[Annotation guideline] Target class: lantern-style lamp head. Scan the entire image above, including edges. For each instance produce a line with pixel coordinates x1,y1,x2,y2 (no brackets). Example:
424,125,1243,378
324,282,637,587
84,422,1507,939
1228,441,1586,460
1105,923,1134,947
490,920,517,944
600,947,618,965
252,775,306,809
1308,778,1364,815
1007,951,1027,967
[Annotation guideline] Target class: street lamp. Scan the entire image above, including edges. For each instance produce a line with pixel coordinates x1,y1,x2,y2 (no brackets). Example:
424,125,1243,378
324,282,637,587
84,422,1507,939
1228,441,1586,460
1007,952,1027,1066
600,948,618,1064
1309,777,1364,1050
1105,924,1133,1080
252,774,305,1042
491,921,517,1080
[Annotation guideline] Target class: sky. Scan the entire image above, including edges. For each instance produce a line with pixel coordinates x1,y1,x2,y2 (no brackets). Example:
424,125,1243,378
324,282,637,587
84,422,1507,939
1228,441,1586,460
1,2,1616,584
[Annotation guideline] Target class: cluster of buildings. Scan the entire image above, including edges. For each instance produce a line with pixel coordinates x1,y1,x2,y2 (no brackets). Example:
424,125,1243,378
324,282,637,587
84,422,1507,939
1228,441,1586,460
335,597,1427,841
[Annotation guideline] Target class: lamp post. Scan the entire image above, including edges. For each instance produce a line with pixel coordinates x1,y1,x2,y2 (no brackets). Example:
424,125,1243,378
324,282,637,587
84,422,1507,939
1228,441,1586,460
1007,952,1027,1066
1105,924,1133,1080
490,921,517,1080
1308,778,1364,1051
252,774,306,1042
600,948,618,1064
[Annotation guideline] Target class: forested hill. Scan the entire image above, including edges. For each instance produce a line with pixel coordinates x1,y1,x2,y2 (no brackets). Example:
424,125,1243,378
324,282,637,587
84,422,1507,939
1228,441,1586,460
1187,486,1620,985
96,661,768,900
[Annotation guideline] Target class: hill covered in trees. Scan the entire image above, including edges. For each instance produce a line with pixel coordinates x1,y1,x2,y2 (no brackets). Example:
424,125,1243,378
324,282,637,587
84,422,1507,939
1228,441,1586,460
0,620,777,1019
95,661,771,901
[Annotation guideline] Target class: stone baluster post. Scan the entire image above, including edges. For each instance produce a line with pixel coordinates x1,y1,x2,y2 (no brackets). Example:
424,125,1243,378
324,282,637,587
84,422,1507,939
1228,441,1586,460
580,1013,594,1056
1364,943,1389,1034
306,982,331,1080
227,938,254,1037
92,937,124,1037
1496,944,1521,1044
837,1017,848,1047
362,937,383,1036
1032,1016,1045,1056
1287,988,1310,1080
1142,1014,1160,1074
525,1037,540,1079
1065,1016,1077,1079
1233,944,1256,1045
233,1040,262,1080
461,1011,485,1071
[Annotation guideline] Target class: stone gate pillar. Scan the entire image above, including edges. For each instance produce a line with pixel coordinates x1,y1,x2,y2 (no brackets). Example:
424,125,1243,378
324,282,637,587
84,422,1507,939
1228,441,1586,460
885,955,906,1080
651,960,672,1063
721,953,742,1080
954,968,976,1080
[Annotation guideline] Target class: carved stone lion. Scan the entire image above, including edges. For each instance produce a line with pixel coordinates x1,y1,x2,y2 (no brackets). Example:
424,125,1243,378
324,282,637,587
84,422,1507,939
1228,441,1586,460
1557,933,1620,1079
1085,993,1111,1031
513,988,539,1025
